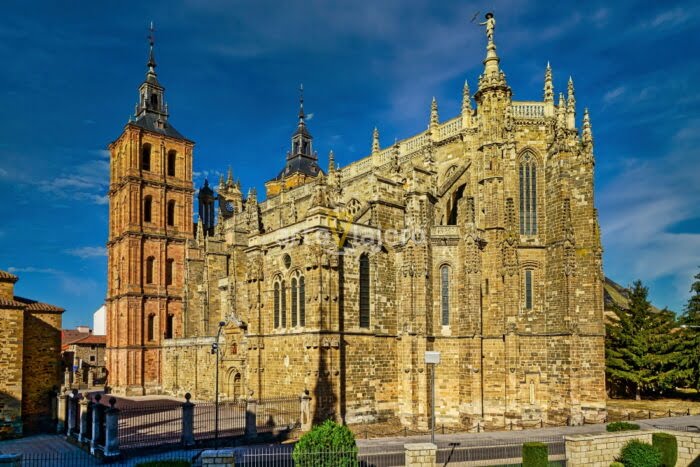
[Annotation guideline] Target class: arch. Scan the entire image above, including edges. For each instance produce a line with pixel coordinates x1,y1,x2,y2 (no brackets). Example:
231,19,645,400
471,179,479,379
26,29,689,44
142,143,152,171
167,200,176,227
144,196,152,223
440,264,450,326
167,150,177,177
165,258,174,286
519,150,539,235
359,253,370,328
291,277,298,327
145,256,155,284
226,369,242,400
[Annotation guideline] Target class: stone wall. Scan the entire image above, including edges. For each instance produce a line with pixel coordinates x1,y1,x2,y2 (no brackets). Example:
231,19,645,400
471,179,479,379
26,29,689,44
565,430,700,467
0,304,23,438
161,337,217,399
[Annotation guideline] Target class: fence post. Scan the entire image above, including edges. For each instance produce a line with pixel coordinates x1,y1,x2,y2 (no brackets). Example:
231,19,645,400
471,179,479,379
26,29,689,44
79,392,91,444
56,389,67,434
90,394,104,454
103,397,120,458
66,389,78,437
299,390,312,432
648,410,651,419
245,396,258,439
181,393,195,447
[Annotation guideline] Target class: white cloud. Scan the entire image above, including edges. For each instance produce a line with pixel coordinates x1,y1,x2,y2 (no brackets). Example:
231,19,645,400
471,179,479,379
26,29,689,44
64,246,107,259
8,266,60,274
602,86,626,104
0,167,7,177
37,156,109,205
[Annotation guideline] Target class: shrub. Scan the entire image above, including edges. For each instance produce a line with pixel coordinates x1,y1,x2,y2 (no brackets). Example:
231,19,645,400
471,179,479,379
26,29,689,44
618,440,663,467
522,442,548,467
134,461,190,467
607,422,641,432
652,433,678,467
610,463,625,467
292,419,358,467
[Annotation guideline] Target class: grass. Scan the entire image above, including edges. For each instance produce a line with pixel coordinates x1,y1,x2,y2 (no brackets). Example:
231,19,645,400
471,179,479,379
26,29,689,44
608,389,700,416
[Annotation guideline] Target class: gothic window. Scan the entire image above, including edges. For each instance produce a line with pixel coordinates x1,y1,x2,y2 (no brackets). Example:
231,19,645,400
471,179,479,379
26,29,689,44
281,280,287,327
167,200,175,227
524,269,533,310
291,277,298,327
299,276,306,327
519,153,537,235
447,184,465,225
147,314,155,341
359,253,370,328
165,313,174,339
165,258,174,286
144,196,152,223
145,256,155,284
440,265,450,326
167,150,176,177
142,144,151,171
346,199,362,217
273,281,280,329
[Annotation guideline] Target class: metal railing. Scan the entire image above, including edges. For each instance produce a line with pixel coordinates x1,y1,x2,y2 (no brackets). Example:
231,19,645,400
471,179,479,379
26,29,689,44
118,403,183,449
236,446,405,467
193,399,247,441
256,396,301,433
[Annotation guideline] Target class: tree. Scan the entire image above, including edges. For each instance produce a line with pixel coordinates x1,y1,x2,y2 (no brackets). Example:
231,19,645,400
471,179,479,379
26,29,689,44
606,280,680,399
677,269,700,390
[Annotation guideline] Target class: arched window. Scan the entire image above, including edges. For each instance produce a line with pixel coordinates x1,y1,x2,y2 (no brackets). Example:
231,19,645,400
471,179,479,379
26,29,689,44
299,276,306,327
359,254,370,328
273,282,280,328
166,258,174,286
440,265,450,326
142,144,151,171
165,314,174,339
291,277,298,327
167,200,175,227
519,152,537,235
144,196,152,223
167,150,176,177
147,314,155,341
145,256,155,284
281,280,287,327
447,184,465,225
524,269,534,310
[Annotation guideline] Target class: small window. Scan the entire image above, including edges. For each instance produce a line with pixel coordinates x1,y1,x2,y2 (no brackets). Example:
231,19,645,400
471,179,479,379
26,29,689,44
166,258,174,286
165,314,174,339
359,254,370,328
90,344,96,350
524,269,533,310
299,276,305,327
281,280,287,327
90,355,96,362
274,282,280,329
144,196,152,223
167,150,176,177
142,144,151,171
167,200,175,227
150,93,158,108
146,256,155,284
291,277,298,327
147,314,155,341
440,265,450,326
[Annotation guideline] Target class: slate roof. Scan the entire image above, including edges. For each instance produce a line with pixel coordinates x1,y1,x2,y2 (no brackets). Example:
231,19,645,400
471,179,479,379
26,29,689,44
129,113,190,142
275,155,324,180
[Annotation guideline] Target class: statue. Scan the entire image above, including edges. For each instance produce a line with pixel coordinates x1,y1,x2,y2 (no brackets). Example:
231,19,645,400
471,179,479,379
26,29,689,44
479,12,496,43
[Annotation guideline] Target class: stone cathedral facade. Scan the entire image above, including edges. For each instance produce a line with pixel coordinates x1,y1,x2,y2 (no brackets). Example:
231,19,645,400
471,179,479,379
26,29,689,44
106,16,606,429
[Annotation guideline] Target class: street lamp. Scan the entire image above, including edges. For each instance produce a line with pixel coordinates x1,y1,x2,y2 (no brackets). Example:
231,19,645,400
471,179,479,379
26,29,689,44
425,351,441,444
212,320,226,447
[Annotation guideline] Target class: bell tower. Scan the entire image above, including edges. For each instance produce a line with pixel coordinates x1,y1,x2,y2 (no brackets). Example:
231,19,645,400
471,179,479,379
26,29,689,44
105,23,195,395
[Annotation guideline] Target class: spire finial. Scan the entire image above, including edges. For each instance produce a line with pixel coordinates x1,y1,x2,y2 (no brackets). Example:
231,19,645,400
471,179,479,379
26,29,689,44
372,127,380,154
557,92,566,129
544,62,554,104
226,166,233,186
328,149,335,174
567,76,576,128
298,83,305,123
147,21,157,73
430,97,439,127
582,108,593,146
462,80,472,114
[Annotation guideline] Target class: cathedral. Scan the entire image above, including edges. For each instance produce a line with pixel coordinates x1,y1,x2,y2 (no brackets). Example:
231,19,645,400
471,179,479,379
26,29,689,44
105,15,607,429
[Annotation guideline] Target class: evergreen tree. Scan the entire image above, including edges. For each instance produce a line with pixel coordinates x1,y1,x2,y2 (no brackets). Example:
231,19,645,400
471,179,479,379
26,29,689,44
606,280,679,399
677,270,700,390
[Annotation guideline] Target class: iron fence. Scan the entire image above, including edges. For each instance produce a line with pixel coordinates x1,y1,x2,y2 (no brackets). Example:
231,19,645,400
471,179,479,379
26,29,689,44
235,446,405,467
15,449,203,466
118,403,183,450
256,396,301,433
193,400,247,441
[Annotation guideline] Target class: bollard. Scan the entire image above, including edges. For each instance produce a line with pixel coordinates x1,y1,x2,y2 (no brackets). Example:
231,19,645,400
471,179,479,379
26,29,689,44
181,393,195,447
103,397,120,458
244,396,257,440
91,394,104,454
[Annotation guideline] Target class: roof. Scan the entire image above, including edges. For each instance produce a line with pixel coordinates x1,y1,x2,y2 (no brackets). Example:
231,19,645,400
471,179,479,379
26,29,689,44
129,113,189,141
72,334,106,346
14,296,64,313
275,155,324,181
0,270,18,283
63,329,90,345
0,297,25,309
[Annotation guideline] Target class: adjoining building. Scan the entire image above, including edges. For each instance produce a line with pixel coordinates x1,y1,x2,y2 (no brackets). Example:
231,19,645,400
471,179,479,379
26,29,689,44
106,15,606,429
61,326,107,388
0,270,64,438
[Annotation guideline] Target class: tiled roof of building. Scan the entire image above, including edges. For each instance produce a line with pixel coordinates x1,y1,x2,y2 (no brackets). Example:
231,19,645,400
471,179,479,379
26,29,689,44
62,329,90,345
14,296,64,313
73,334,106,345
0,297,25,308
0,270,19,282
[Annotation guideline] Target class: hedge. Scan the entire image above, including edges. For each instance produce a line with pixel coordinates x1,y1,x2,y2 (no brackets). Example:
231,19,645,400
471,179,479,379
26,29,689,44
522,442,548,467
618,440,663,467
292,419,358,467
607,421,641,432
652,432,677,467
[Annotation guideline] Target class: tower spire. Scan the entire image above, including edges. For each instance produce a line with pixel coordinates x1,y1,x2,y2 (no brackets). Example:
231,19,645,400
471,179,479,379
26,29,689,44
430,97,439,127
372,127,380,154
543,61,554,117
298,83,305,124
582,108,593,146
462,80,472,114
146,21,157,81
567,76,576,128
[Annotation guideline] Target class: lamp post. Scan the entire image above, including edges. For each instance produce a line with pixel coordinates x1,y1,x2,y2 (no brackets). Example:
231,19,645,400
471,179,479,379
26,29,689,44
212,320,226,447
425,351,441,444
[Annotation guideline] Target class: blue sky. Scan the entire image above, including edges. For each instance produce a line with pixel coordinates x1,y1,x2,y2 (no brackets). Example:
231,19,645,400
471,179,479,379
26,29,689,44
0,0,698,329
